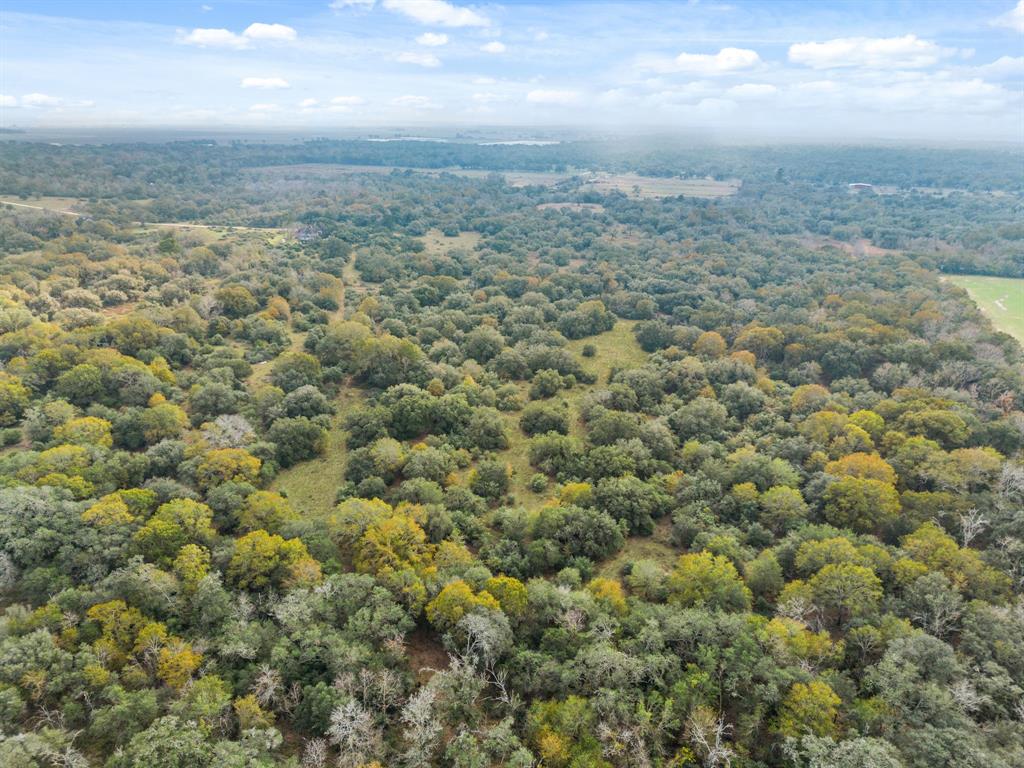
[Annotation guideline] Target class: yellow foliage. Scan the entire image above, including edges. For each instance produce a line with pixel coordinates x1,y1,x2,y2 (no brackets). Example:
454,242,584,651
777,681,841,738
234,694,276,729
195,447,261,490
53,416,113,448
426,579,501,632
484,575,528,618
157,640,202,689
587,577,628,615
82,494,135,526
559,481,592,506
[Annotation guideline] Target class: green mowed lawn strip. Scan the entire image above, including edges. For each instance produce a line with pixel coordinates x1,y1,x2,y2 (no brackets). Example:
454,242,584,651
947,275,1024,343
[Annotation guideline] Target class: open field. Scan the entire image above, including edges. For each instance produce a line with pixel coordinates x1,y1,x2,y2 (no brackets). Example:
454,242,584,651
580,173,742,199
945,275,1024,343
0,196,85,215
419,228,481,254
244,164,741,198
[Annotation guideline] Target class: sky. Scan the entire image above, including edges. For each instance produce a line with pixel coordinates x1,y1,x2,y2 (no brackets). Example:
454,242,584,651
1,0,1022,142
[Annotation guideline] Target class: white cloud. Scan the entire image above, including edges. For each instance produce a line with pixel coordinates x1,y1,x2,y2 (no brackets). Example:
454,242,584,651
0,94,17,107
398,51,441,67
382,0,489,28
331,0,375,7
249,103,280,112
201,5,213,11
641,47,761,75
331,95,366,105
992,1,1024,32
243,23,297,42
526,89,581,105
727,83,777,98
391,94,441,109
472,92,505,103
181,22,296,48
299,98,319,108
241,77,290,89
416,32,449,46
182,28,249,48
472,76,496,84
780,70,1019,116
21,93,62,107
789,35,954,69
480,41,506,54
977,55,1024,79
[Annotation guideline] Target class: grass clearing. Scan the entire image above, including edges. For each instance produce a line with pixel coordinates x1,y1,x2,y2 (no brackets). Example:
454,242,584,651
946,275,1024,343
271,385,365,517
0,196,85,215
243,164,741,198
419,228,481,255
596,525,677,580
566,319,646,382
581,173,741,199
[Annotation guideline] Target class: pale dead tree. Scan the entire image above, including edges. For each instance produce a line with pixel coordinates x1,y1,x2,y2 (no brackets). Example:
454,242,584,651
458,612,512,670
995,537,1024,590
233,592,256,622
560,606,587,633
1013,697,1024,723
597,721,652,768
777,596,823,632
383,633,407,657
949,679,989,714
204,414,257,448
333,668,402,716
484,664,521,713
34,705,68,730
281,682,303,716
995,391,1015,416
49,738,90,768
302,738,329,768
959,508,989,548
999,463,1024,504
399,684,441,768
685,708,736,768
195,293,218,320
327,699,382,768
252,664,283,710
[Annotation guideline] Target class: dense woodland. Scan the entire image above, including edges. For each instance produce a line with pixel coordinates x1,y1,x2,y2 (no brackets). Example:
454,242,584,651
0,138,1022,768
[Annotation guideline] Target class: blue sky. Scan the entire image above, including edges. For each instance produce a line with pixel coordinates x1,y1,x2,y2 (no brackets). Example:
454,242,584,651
1,0,1022,141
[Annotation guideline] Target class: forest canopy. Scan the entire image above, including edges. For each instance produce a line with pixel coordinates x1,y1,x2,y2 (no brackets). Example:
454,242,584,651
0,137,1021,768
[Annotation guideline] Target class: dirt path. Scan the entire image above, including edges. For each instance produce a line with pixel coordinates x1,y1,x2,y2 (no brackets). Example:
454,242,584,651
0,200,84,216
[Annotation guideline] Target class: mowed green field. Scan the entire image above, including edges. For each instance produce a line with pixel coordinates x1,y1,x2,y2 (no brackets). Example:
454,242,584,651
947,275,1024,342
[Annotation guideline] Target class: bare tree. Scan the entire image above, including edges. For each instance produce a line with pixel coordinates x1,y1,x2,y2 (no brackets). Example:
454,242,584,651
685,707,736,768
302,738,329,768
959,508,989,548
327,699,382,768
399,685,441,768
251,664,283,710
